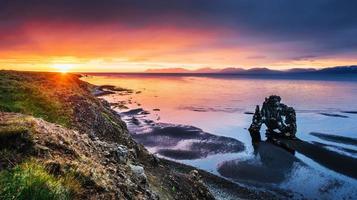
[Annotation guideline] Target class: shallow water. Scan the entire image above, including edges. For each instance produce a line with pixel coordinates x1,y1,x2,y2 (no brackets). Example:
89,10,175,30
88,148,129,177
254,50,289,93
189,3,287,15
84,74,357,199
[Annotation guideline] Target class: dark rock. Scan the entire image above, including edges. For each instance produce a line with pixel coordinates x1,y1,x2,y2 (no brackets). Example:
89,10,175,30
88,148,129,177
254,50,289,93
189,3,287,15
121,108,144,115
112,145,129,164
249,95,297,139
131,117,140,126
140,110,150,115
244,111,254,115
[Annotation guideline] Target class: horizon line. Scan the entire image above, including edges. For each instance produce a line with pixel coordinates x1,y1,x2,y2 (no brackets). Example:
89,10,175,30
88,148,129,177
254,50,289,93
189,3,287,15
2,65,356,74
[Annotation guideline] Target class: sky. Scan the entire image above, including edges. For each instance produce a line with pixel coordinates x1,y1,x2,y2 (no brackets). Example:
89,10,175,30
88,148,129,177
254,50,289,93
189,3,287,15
0,0,357,72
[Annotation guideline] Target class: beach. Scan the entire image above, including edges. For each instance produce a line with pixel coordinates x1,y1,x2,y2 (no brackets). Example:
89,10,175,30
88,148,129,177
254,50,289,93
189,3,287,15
84,73,357,199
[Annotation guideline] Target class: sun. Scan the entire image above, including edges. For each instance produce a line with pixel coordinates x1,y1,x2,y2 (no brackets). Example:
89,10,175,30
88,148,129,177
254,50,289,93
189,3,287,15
52,64,73,73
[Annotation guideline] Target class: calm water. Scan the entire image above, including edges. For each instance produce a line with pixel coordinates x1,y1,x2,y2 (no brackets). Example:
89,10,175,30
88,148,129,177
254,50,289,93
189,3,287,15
84,74,357,199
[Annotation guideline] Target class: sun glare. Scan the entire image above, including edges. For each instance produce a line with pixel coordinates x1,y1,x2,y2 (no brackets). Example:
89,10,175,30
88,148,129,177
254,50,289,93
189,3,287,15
52,64,73,73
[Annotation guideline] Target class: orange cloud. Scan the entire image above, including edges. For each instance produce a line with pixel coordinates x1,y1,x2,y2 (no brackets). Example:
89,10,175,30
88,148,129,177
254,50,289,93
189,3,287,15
1,21,356,72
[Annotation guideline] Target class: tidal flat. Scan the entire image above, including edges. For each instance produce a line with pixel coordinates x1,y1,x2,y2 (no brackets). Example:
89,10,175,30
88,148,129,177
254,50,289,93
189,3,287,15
84,73,357,199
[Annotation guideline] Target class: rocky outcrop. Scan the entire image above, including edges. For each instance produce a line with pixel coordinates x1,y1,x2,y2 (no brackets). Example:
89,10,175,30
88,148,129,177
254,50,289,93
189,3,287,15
0,112,155,199
0,112,215,199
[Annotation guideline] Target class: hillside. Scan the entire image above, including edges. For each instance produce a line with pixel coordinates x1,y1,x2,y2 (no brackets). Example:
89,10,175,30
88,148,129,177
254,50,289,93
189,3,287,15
0,71,214,200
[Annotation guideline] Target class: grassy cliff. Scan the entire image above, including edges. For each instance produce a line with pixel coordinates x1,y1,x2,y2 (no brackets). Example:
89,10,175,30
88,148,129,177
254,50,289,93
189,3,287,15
0,71,214,200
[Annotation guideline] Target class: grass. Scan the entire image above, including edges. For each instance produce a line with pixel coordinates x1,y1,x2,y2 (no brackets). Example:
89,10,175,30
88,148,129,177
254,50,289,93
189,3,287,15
0,71,73,127
0,161,81,200
0,71,107,199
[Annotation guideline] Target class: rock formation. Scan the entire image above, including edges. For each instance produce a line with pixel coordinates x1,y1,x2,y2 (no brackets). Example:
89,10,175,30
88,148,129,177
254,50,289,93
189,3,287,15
249,95,297,141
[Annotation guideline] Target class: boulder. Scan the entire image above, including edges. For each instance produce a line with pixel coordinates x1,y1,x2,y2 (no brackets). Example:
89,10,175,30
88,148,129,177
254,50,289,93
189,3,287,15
130,164,147,184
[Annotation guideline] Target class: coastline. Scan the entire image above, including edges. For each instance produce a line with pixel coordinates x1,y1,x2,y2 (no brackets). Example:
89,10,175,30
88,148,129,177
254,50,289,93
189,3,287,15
0,70,286,199
160,159,291,200
92,83,288,199
0,71,214,199
2,71,356,199
89,75,357,200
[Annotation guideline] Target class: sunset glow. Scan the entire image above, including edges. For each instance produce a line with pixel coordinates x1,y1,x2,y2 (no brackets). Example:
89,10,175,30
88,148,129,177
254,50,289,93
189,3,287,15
0,1,356,72
1,1,357,199
52,64,73,73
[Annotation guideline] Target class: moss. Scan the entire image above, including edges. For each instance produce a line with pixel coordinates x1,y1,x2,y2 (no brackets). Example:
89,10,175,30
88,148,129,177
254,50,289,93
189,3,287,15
101,111,122,129
0,161,81,200
0,71,72,127
101,112,116,125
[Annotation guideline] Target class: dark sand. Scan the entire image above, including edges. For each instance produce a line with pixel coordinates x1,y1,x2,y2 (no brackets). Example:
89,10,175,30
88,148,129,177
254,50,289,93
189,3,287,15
312,141,357,155
218,141,302,184
132,123,245,160
319,113,349,118
276,137,357,179
310,132,357,146
161,159,293,200
341,111,357,114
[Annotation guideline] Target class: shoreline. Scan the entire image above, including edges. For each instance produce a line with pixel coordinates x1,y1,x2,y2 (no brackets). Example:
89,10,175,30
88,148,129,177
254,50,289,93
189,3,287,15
0,71,216,199
160,158,292,200
92,80,357,199
2,71,356,199
93,83,292,199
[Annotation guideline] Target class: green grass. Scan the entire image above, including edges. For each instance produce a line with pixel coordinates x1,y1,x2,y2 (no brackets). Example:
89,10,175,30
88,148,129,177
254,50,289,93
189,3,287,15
0,161,80,200
0,71,72,127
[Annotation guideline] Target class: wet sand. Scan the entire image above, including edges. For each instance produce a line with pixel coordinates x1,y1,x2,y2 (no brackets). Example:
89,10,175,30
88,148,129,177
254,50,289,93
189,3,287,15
319,113,349,118
218,141,303,184
341,111,357,114
312,141,357,155
275,137,357,179
310,132,357,146
161,158,293,200
131,122,245,160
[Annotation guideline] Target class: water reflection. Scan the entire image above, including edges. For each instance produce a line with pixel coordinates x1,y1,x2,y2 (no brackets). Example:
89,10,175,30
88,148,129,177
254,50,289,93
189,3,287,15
83,74,357,199
218,128,299,184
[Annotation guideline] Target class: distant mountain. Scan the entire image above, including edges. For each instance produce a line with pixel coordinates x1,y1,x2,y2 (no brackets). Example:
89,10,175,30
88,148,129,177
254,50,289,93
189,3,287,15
146,67,220,73
286,68,317,73
145,65,357,75
145,68,191,73
244,67,281,74
220,67,245,74
314,66,357,74
193,67,221,73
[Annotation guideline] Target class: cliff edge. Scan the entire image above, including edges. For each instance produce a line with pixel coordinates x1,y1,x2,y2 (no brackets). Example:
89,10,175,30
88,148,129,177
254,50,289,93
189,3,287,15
0,71,213,200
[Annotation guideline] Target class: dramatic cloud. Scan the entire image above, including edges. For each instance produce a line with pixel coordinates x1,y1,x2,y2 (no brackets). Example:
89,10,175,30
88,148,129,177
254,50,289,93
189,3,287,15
1,0,356,71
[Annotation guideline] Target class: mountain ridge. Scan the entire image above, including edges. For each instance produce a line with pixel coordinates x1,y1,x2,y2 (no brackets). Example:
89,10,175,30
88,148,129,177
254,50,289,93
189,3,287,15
144,65,357,75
